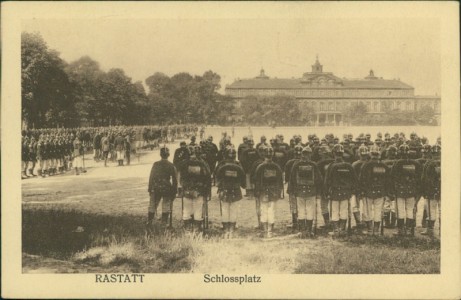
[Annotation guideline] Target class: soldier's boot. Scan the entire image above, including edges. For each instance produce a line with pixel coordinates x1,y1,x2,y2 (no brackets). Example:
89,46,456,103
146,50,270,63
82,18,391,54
47,168,53,176
21,170,27,179
328,221,339,237
145,212,155,232
322,213,331,230
161,213,169,227
339,219,347,236
389,212,397,228
364,221,373,235
373,221,381,236
27,168,34,177
42,169,48,177
393,219,405,236
193,220,203,234
37,169,42,177
421,220,434,236
353,212,362,229
74,167,80,175
383,212,390,228
288,213,298,232
222,222,229,239
298,219,306,238
306,220,313,238
422,209,428,228
229,222,236,239
267,223,274,238
407,219,415,237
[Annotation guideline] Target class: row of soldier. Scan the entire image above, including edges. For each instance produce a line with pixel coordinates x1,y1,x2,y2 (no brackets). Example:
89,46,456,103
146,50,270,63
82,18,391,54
148,131,441,239
21,124,200,178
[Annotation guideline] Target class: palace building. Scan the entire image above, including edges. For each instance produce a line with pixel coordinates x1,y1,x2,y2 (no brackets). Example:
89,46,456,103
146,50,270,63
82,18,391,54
225,57,441,125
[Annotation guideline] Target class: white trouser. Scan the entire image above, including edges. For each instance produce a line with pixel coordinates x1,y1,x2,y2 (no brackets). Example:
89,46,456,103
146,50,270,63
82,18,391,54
221,201,239,223
331,199,349,221
259,195,277,224
396,197,416,220
364,197,384,222
182,196,204,221
73,156,83,168
351,195,360,213
426,198,440,221
38,159,47,171
297,196,317,220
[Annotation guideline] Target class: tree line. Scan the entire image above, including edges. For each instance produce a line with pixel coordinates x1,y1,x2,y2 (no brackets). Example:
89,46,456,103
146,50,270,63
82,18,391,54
21,32,234,129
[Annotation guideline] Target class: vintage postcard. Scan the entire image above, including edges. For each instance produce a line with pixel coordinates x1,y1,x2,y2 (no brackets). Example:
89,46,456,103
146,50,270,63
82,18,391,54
2,1,460,299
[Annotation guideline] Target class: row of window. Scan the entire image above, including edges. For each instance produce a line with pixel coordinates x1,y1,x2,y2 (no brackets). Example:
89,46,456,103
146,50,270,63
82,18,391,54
228,88,414,98
300,100,439,113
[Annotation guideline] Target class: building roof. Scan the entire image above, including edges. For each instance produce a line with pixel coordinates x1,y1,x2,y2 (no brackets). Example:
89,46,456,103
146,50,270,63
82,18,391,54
226,77,414,90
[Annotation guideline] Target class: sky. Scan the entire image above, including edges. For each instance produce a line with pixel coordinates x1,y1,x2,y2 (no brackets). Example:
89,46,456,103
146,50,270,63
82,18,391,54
23,17,441,95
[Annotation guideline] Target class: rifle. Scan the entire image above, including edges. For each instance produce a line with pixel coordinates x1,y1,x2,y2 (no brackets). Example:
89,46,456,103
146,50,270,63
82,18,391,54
313,197,318,236
380,198,385,235
347,196,352,235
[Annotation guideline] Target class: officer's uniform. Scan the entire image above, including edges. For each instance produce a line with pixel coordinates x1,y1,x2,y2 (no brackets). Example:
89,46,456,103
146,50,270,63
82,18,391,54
178,148,211,231
73,138,84,174
359,146,391,234
289,147,323,237
147,147,177,226
351,146,370,228
215,151,246,238
390,145,423,236
114,134,126,165
254,148,283,238
324,145,359,235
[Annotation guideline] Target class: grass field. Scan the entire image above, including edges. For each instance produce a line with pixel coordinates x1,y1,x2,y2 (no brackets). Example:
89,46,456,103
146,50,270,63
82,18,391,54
22,126,441,274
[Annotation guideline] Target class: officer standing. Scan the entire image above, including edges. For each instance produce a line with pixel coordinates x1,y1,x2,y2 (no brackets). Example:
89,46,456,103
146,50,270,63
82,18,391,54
289,146,323,238
359,145,391,235
177,146,211,233
73,136,84,175
147,146,178,229
317,145,335,230
390,144,423,236
173,142,190,170
420,144,441,237
215,148,246,238
114,133,126,166
351,144,370,231
324,144,359,236
254,146,283,238
417,144,433,228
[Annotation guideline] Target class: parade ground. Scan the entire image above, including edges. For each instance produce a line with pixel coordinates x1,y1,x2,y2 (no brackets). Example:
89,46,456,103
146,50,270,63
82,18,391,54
22,126,441,274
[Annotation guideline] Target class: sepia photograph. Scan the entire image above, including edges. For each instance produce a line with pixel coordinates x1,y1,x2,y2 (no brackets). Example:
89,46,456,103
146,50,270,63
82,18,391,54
2,1,460,299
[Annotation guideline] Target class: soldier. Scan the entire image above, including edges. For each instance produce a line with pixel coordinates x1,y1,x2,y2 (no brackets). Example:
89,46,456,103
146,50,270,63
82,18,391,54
254,146,283,238
418,143,433,228
324,144,359,236
93,131,102,162
190,135,197,146
390,144,423,236
73,136,84,175
177,145,211,233
420,144,441,237
317,145,335,230
359,145,391,235
173,142,190,170
237,136,249,161
382,145,398,228
273,135,289,172
215,148,246,238
284,144,303,231
240,138,259,197
255,135,268,151
351,144,370,231
289,146,323,238
114,133,126,166
101,133,111,167
204,136,218,177
125,135,131,165
147,146,178,229
21,136,30,179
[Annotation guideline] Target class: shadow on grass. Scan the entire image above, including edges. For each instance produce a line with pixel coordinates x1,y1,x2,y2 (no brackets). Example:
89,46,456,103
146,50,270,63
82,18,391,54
22,208,196,273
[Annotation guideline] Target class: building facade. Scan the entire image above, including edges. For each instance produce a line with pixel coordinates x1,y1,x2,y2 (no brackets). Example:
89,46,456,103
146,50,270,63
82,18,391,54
225,57,441,125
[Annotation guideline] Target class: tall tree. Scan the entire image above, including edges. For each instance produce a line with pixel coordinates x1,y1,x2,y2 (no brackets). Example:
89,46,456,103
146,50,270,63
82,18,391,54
22,32,76,128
